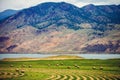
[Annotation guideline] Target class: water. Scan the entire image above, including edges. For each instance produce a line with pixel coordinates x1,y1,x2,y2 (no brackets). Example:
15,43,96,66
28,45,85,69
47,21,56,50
0,53,120,60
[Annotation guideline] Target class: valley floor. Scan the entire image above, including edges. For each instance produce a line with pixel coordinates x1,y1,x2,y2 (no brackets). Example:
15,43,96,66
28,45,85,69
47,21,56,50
0,58,120,80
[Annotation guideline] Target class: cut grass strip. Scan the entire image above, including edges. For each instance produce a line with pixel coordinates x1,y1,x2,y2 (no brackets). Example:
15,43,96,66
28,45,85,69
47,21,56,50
87,75,95,80
61,75,68,80
69,75,74,80
84,75,91,80
57,75,64,80
65,75,70,80
81,75,87,80
74,75,80,80
55,75,62,80
72,75,77,80
90,75,98,80
94,76,103,80
78,75,84,80
108,76,119,80
90,75,99,80
103,76,113,80
46,75,56,80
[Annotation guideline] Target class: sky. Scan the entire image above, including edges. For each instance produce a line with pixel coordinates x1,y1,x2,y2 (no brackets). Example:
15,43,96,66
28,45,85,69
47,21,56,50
0,0,120,12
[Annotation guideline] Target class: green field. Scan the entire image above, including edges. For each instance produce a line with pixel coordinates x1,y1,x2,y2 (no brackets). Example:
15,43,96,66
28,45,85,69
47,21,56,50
0,56,120,80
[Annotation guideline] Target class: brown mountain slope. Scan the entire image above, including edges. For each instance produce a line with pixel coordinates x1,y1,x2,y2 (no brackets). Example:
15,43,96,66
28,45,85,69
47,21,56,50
0,2,120,53
0,25,120,53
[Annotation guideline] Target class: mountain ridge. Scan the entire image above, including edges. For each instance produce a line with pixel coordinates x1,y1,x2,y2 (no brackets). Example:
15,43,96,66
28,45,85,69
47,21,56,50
0,2,120,53
0,9,18,22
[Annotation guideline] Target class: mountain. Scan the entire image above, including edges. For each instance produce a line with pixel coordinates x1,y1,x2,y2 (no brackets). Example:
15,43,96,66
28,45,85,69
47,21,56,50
0,2,120,53
0,9,18,22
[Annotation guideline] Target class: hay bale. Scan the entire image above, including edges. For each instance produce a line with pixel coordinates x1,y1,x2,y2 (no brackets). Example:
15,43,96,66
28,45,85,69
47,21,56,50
48,64,51,66
56,64,59,66
19,73,22,75
13,73,16,75
19,73,24,76
100,66,103,70
1,72,3,75
1,72,4,75
67,66,71,69
15,68,19,72
10,72,13,75
0,72,1,75
22,65,26,67
1,72,6,75
60,63,63,65
74,64,77,67
92,66,96,70
10,64,13,67
7,72,11,75
74,64,80,68
76,66,80,68
21,70,25,73
29,65,32,68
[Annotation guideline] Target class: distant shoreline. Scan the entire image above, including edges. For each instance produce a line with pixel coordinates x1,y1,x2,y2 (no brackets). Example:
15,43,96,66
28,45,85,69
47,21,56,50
0,52,120,54
0,53,120,60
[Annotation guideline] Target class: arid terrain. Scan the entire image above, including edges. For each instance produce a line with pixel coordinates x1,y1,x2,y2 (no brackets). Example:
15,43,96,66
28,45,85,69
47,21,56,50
0,2,120,53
